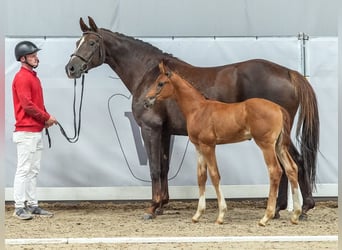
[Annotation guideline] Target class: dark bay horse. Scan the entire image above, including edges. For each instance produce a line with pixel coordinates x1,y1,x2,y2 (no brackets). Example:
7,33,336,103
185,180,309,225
65,16,319,220
144,61,301,226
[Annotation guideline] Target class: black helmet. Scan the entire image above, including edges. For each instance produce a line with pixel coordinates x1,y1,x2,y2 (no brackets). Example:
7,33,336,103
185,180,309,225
14,41,41,61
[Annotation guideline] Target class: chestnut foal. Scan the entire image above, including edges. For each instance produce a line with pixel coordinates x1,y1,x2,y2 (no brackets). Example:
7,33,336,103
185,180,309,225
144,61,301,226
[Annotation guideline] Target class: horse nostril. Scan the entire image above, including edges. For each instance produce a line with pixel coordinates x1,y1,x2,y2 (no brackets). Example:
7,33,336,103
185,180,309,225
81,63,88,71
68,66,75,73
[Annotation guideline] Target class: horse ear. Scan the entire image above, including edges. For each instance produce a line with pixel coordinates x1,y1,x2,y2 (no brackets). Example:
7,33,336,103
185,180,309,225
88,16,98,32
80,17,90,32
159,61,166,74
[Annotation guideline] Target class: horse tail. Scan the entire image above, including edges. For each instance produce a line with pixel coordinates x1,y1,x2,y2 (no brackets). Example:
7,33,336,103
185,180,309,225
289,71,319,191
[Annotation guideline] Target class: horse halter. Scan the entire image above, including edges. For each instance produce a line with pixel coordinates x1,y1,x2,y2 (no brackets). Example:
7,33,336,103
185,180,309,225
70,31,105,72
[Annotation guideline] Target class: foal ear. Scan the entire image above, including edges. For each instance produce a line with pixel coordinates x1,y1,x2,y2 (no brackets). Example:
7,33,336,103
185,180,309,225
80,17,90,32
159,61,166,74
88,16,98,32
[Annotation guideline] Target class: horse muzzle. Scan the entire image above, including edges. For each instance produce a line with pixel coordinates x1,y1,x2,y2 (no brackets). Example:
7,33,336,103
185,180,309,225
144,97,156,109
65,57,88,79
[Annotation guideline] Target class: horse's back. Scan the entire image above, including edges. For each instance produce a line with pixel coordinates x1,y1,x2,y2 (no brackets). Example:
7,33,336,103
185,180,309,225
168,58,299,117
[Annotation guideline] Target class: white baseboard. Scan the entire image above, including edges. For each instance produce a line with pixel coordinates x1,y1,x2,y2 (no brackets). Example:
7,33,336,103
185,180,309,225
5,184,337,201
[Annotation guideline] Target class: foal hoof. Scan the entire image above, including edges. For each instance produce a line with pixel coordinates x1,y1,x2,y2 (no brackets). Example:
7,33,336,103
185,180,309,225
258,221,266,227
192,217,199,223
290,218,299,225
258,218,268,227
142,213,155,220
215,220,224,225
192,219,198,223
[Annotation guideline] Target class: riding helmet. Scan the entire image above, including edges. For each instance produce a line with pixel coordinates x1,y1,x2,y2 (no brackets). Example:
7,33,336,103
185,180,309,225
14,41,41,61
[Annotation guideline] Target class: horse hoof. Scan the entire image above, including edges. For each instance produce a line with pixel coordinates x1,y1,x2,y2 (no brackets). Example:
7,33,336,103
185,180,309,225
290,218,299,225
258,221,266,227
258,219,267,227
303,198,315,212
192,217,199,223
299,213,308,221
142,213,155,220
273,211,281,219
155,208,164,215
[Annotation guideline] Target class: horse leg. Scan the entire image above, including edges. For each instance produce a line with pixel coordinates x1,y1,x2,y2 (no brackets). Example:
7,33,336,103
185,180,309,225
275,140,315,219
192,147,208,223
209,166,227,225
278,149,302,224
156,134,172,215
297,160,315,220
199,145,227,224
275,173,288,219
258,145,283,226
141,125,162,220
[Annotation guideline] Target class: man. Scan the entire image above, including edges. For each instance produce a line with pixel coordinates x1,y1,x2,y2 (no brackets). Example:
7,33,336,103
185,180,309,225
12,41,57,220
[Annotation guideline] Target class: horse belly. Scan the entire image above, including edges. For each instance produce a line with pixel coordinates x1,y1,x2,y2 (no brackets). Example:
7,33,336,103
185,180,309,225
201,104,250,144
216,129,252,144
213,115,252,144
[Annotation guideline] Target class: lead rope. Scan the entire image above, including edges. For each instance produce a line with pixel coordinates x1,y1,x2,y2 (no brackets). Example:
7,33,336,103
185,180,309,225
45,128,51,148
56,74,85,143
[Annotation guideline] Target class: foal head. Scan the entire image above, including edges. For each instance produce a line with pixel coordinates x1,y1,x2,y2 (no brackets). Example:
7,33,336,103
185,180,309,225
144,61,174,108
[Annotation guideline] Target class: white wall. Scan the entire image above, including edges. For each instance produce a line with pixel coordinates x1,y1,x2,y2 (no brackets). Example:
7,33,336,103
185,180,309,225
6,0,338,37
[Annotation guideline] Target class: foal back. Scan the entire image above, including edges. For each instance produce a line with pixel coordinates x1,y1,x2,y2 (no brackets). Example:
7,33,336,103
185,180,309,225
189,98,289,147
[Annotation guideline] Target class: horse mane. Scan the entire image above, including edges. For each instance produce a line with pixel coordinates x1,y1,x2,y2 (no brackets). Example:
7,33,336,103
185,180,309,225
98,28,200,93
99,28,198,76
100,28,174,58
162,58,210,100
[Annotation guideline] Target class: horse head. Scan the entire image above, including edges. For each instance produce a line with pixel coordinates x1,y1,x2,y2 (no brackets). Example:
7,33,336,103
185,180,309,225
144,61,174,108
65,16,105,78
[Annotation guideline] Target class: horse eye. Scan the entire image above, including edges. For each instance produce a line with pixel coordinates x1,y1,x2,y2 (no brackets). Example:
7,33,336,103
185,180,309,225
89,40,95,46
157,82,164,88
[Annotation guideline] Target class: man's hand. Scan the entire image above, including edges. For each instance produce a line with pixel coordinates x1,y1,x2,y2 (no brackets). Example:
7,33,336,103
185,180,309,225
45,116,58,128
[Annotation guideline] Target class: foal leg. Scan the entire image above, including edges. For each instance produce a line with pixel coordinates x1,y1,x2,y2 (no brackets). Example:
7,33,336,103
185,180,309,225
258,146,283,226
201,145,227,224
288,142,314,220
278,150,302,224
275,141,299,218
192,148,208,223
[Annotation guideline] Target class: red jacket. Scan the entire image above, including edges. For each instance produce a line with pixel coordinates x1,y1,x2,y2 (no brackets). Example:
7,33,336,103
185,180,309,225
12,67,50,132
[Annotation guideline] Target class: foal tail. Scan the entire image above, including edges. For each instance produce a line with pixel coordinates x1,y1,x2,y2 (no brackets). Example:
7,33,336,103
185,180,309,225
275,108,296,176
277,108,293,154
289,71,319,192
